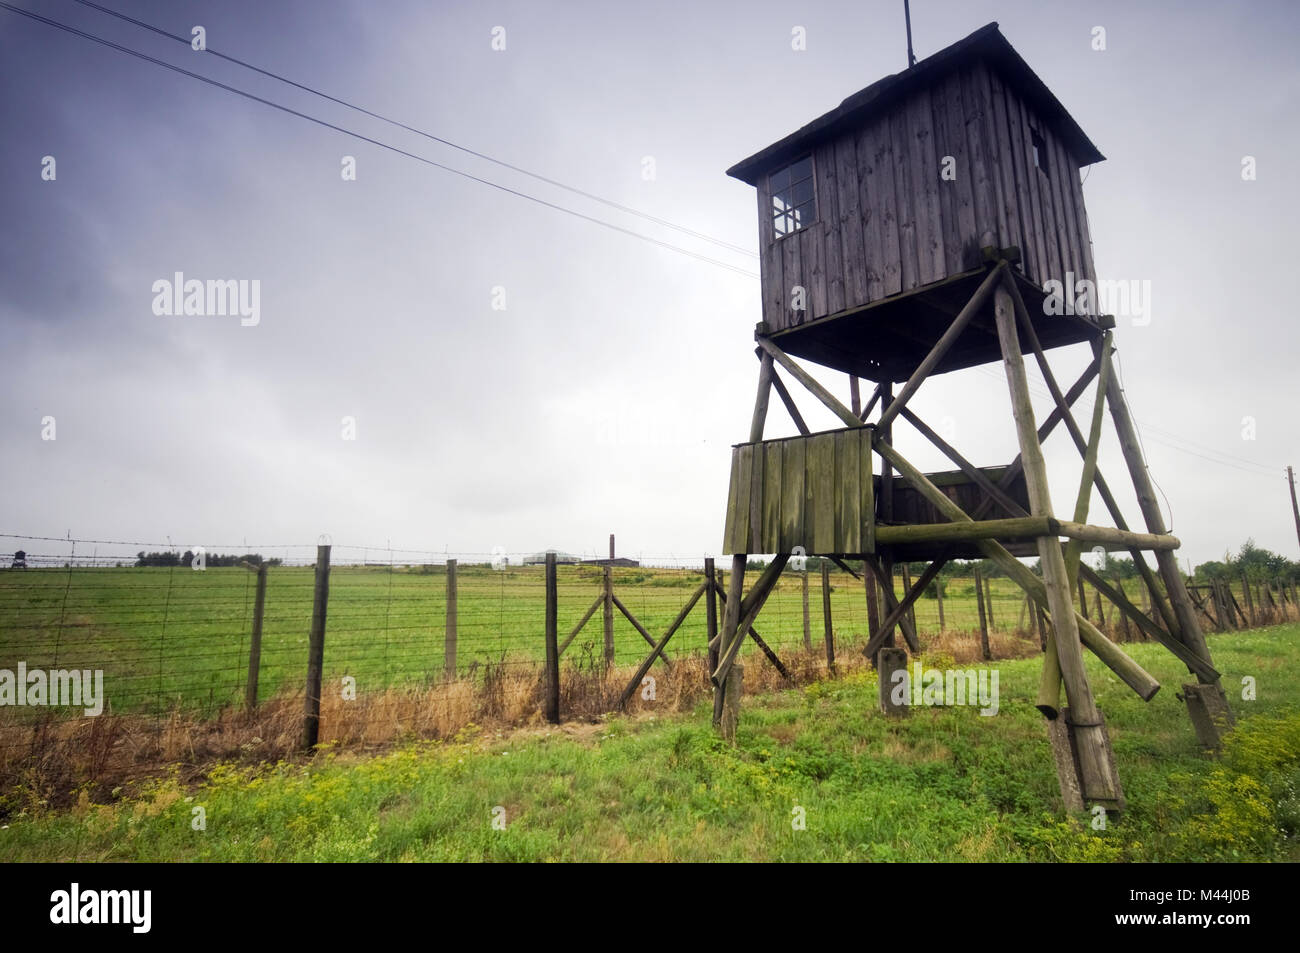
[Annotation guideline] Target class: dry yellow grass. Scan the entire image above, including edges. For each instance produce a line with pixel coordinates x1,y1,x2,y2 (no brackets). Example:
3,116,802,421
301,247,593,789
5,603,1288,815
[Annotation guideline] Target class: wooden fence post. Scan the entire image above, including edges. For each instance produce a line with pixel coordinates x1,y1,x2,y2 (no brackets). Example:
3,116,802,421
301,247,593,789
864,561,881,655
245,562,268,710
544,552,560,724
936,578,946,632
1077,575,1089,620
878,647,908,715
603,535,615,666
983,572,995,630
302,544,331,750
821,561,835,667
1115,579,1132,641
1093,585,1107,628
1218,580,1236,629
1241,573,1256,627
901,563,916,634
974,567,991,660
444,559,458,678
601,564,615,666
801,567,812,651
705,557,719,674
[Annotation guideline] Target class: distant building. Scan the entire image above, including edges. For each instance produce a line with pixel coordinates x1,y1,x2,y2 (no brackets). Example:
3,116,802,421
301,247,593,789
580,557,640,568
522,550,581,566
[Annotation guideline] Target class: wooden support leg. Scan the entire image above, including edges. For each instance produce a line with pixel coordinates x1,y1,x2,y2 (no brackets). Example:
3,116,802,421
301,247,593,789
901,563,917,634
716,352,775,733
720,663,743,742
1006,280,1180,638
1182,683,1235,747
878,647,909,716
995,285,1121,808
714,555,747,728
864,555,894,652
1098,337,1230,746
863,563,881,661
865,558,921,654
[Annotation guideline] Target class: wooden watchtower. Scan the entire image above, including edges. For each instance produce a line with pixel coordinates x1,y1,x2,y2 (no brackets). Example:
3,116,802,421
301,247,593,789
712,22,1230,811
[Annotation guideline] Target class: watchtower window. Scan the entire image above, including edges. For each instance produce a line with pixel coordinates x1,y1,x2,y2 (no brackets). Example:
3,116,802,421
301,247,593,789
769,156,816,237
1030,129,1049,179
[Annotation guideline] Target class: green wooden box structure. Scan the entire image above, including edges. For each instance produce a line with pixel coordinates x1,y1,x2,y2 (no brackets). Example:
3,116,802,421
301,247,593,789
709,20,1231,811
722,429,1034,560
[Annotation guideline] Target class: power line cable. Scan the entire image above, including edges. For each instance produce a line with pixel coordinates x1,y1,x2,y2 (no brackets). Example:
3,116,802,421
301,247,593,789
66,0,758,259
0,1,759,278
7,3,1274,482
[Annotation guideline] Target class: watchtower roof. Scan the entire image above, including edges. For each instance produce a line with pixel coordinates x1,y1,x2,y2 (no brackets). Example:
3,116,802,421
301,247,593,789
726,22,1104,187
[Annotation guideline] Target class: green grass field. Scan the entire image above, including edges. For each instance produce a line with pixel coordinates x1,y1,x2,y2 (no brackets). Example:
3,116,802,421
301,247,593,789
0,563,1038,716
1,626,1296,861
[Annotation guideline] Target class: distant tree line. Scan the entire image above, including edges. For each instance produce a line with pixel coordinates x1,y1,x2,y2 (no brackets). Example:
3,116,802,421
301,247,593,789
749,539,1299,587
134,551,283,568
1191,539,1299,584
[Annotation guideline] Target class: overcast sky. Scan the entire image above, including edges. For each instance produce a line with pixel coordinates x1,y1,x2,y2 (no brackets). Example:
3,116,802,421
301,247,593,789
1,0,1296,568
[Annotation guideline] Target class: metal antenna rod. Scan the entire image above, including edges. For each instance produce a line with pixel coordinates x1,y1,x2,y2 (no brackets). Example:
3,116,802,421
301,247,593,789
904,0,917,67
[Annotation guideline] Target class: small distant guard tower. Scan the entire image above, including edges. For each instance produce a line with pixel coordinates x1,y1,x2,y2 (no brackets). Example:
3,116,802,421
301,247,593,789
711,23,1229,811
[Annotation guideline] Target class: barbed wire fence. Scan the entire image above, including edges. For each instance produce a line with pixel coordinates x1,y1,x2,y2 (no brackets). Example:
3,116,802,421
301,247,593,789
1,531,1295,784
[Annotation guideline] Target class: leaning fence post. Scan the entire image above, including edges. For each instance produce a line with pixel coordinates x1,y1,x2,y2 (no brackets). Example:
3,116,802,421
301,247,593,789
1116,579,1132,641
1241,572,1256,627
245,562,268,710
544,552,560,724
974,567,991,661
863,564,881,656
935,578,946,632
302,544,331,750
901,563,917,633
821,561,835,667
705,557,719,674
444,558,458,678
983,572,995,630
801,567,812,651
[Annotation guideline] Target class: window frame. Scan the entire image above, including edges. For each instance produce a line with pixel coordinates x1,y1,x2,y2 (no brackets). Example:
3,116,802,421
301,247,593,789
768,154,818,240
1030,128,1050,180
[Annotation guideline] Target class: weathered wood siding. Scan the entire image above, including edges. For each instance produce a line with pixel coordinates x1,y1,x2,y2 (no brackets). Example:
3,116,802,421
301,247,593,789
722,433,1032,556
889,466,1031,525
723,429,874,555
758,60,1096,333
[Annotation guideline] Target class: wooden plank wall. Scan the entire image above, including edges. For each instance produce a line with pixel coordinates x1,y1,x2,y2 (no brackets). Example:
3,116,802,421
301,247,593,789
723,429,874,555
759,60,1096,333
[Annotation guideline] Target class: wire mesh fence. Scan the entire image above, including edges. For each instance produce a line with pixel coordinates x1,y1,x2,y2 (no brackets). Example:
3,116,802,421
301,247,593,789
2,532,1295,767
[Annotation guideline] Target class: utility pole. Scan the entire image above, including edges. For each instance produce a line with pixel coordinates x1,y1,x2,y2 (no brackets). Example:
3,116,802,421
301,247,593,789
1289,466,1300,552
903,0,917,67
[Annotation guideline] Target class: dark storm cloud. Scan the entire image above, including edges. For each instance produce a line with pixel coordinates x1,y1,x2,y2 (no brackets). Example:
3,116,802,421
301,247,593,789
0,0,1296,567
